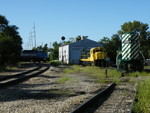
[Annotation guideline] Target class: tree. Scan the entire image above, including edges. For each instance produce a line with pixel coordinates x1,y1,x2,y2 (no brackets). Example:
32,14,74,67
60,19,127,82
76,35,88,41
99,34,120,63
118,21,150,59
0,15,8,32
100,20,150,65
50,42,61,60
0,15,22,67
33,44,49,52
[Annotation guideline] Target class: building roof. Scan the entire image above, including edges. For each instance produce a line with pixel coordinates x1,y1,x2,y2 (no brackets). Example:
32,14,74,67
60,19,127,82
69,38,103,48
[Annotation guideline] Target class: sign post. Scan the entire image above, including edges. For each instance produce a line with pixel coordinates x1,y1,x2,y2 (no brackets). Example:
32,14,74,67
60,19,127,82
61,36,65,65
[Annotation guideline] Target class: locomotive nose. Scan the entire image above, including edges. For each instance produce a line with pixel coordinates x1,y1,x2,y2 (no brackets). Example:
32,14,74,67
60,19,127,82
95,52,106,60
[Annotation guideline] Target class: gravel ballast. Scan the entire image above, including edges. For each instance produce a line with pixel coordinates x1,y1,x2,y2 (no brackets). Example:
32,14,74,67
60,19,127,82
0,66,104,113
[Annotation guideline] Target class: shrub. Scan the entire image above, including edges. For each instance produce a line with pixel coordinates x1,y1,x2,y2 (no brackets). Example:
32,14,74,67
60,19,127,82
49,60,61,66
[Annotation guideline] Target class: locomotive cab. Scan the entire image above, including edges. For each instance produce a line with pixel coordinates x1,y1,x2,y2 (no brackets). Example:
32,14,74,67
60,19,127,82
116,32,144,71
80,47,109,66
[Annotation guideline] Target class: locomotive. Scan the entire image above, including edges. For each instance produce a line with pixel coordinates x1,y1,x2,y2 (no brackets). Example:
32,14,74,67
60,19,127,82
116,32,144,71
20,50,49,62
80,47,109,66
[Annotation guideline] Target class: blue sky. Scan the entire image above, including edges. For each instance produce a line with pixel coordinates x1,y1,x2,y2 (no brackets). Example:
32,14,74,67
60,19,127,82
0,0,150,49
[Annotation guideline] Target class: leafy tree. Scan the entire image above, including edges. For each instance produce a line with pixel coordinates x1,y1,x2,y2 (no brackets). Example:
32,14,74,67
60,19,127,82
32,46,43,51
33,44,49,52
100,34,120,63
76,35,88,41
50,42,61,60
100,20,150,65
0,15,8,32
0,15,22,67
118,21,150,59
63,40,72,45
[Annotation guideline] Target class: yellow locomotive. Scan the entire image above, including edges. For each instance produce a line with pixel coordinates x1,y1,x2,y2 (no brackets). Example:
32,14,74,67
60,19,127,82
80,47,109,66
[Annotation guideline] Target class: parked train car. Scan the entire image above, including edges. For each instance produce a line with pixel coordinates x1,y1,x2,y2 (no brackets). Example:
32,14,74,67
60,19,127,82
116,32,144,71
80,47,109,66
20,50,48,62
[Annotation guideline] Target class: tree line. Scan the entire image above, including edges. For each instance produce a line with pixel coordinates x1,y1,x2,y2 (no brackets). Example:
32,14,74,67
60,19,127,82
0,15,22,69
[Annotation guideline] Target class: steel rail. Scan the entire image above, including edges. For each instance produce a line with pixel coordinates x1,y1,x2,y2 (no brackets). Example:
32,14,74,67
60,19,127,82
0,66,41,81
0,66,49,88
71,83,116,113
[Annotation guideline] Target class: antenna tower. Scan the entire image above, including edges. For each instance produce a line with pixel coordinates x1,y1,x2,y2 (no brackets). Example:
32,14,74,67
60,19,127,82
33,23,36,48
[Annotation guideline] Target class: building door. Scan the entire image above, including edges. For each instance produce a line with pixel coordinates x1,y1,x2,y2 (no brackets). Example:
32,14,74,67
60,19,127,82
71,49,81,64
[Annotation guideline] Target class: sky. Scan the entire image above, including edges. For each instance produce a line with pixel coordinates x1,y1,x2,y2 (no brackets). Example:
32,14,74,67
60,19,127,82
0,0,150,50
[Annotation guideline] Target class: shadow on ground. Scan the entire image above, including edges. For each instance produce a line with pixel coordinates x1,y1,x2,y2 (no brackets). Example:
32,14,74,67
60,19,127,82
0,74,74,102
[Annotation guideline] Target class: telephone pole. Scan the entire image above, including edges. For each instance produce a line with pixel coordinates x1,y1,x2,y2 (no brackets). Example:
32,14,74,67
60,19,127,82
33,23,36,48
29,32,33,49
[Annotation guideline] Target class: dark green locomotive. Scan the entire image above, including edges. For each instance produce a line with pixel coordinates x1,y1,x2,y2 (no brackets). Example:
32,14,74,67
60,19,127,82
116,32,144,71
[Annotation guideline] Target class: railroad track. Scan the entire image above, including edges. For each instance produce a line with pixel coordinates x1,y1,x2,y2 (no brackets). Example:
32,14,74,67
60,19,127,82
0,66,49,88
71,83,116,113
71,78,136,113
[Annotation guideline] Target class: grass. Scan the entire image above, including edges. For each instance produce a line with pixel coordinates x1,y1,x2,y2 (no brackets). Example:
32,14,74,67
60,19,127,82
51,90,74,96
144,66,150,69
56,76,71,84
49,60,61,66
63,65,121,84
127,71,150,77
0,66,19,72
5,66,19,70
133,78,150,113
63,65,82,74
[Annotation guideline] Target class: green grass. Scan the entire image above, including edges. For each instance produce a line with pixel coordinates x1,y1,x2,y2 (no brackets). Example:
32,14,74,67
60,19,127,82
63,65,121,84
127,71,150,77
51,90,74,95
0,65,19,72
49,60,61,66
63,65,82,74
144,66,150,69
56,77,71,84
5,66,19,70
133,78,150,113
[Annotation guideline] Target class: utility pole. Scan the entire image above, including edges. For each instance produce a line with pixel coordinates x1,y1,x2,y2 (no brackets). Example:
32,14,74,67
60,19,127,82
27,37,29,50
50,42,52,49
33,23,36,48
29,32,33,49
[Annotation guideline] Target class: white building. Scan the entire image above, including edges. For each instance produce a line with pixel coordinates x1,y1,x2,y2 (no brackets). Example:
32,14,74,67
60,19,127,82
59,39,103,64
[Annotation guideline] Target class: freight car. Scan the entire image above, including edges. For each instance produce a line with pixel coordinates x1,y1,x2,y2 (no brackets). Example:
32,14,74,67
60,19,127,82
20,50,48,62
80,47,109,66
116,32,144,71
